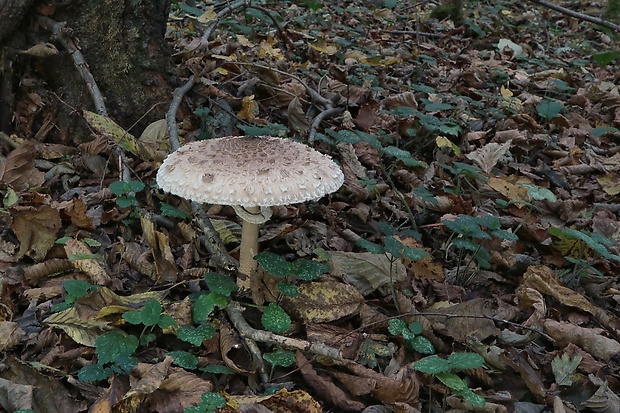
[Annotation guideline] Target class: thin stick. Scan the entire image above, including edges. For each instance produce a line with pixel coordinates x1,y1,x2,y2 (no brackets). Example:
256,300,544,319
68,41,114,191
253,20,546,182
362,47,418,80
527,0,620,32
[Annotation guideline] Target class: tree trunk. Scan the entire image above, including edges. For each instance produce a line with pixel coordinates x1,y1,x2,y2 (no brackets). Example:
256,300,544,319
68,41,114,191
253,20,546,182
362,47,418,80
0,0,175,138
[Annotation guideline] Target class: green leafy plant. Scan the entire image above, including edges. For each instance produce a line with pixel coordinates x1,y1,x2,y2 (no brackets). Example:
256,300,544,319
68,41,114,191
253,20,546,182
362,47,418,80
123,298,177,346
388,319,434,354
548,226,620,283
254,252,330,297
443,214,518,282
52,280,98,312
413,352,486,406
261,302,291,334
78,331,139,382
109,180,146,208
193,272,238,323
185,392,226,413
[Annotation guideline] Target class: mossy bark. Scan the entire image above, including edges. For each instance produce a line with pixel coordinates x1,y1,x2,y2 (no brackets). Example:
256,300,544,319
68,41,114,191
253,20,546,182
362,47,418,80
1,0,175,137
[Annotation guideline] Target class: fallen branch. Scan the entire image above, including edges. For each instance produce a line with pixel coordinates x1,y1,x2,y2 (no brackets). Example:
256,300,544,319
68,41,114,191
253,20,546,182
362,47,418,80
225,302,344,361
526,0,620,32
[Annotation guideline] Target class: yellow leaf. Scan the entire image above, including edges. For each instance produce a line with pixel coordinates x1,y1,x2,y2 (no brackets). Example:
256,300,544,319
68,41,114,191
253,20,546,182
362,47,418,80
211,67,229,76
597,173,620,195
500,85,513,99
211,54,237,62
82,111,150,160
307,40,338,55
196,6,216,24
259,37,284,60
237,95,259,121
436,136,461,155
488,175,530,207
237,34,254,47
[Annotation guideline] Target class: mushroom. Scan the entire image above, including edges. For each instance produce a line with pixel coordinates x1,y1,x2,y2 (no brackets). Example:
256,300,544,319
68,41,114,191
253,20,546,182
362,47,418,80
156,135,344,288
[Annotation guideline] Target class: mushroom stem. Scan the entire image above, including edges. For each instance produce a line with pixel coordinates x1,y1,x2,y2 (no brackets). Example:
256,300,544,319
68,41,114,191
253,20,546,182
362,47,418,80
238,206,260,288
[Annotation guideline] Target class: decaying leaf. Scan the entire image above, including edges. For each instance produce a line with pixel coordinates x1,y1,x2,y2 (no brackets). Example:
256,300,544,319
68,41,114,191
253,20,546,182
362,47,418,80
64,238,111,285
82,110,150,160
43,307,111,347
286,280,363,323
10,204,61,261
465,140,512,174
543,319,620,362
330,251,407,296
0,141,45,191
551,352,583,386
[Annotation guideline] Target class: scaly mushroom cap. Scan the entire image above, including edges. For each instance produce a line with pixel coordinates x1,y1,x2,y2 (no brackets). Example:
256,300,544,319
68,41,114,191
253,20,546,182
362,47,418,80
156,136,344,207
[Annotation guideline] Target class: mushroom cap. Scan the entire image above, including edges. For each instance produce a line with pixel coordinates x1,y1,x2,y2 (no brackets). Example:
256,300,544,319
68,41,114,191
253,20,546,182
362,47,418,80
156,136,344,207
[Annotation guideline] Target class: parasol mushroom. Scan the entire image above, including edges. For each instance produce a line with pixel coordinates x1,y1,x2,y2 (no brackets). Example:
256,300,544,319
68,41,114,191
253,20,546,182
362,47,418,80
156,135,344,288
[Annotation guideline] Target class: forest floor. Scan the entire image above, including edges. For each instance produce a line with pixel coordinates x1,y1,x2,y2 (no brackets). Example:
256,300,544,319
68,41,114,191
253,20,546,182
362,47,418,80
1,1,620,412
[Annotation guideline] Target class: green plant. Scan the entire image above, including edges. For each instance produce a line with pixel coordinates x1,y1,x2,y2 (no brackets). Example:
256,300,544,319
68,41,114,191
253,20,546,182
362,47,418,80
109,180,145,208
443,214,518,282
77,331,139,382
185,392,226,413
388,319,434,354
548,226,620,283
254,252,330,298
52,280,98,312
123,298,177,346
413,352,486,406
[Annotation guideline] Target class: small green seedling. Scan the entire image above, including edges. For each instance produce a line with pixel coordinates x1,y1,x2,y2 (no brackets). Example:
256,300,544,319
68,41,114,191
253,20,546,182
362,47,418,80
185,392,226,413
388,319,434,354
109,180,146,208
261,302,291,334
52,280,98,312
413,352,486,406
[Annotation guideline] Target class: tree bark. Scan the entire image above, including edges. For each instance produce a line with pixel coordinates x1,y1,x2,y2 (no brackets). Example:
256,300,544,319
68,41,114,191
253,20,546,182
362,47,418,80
0,0,175,137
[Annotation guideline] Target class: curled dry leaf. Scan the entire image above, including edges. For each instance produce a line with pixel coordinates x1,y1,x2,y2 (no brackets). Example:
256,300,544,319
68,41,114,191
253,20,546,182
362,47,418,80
465,140,512,174
11,204,61,261
0,141,45,191
64,238,110,285
140,216,177,283
543,319,620,362
296,352,365,411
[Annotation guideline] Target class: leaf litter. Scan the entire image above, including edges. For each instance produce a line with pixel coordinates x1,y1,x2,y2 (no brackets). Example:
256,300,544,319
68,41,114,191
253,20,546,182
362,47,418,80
1,0,620,412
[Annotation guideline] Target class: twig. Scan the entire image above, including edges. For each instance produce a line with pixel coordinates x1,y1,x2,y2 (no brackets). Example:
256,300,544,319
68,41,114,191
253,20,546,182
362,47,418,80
200,0,250,48
166,76,195,151
377,29,460,40
36,16,107,116
163,76,237,271
225,302,344,361
36,16,132,182
233,61,343,142
526,0,620,32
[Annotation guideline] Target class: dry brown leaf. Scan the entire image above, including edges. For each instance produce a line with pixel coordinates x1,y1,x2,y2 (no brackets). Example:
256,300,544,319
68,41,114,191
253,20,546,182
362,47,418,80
0,141,45,191
583,375,620,413
543,319,620,362
465,140,512,174
140,216,177,283
150,367,214,412
487,175,530,207
520,265,595,315
10,204,61,261
344,362,419,405
138,118,170,162
296,352,365,411
0,322,27,352
220,323,256,373
424,298,501,342
395,236,444,282
64,238,111,285
330,251,407,296
287,96,309,133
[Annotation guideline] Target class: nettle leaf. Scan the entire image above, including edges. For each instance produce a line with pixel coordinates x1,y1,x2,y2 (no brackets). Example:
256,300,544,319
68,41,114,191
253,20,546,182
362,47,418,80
491,229,519,241
109,180,129,195
444,215,490,239
408,322,423,335
388,319,407,336
277,281,299,297
458,388,486,406
141,299,164,326
536,99,564,119
411,336,435,354
448,352,485,370
177,323,216,346
160,202,190,219
436,372,467,391
255,252,291,277
95,332,138,365
291,259,330,281
356,238,386,254
169,350,198,370
451,238,479,252
412,355,451,374
261,303,291,334
202,365,234,374
204,272,238,296
193,292,228,323
263,349,295,367
381,146,425,167
78,363,110,382
64,280,96,298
